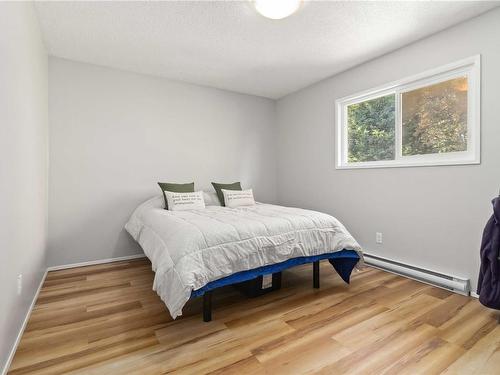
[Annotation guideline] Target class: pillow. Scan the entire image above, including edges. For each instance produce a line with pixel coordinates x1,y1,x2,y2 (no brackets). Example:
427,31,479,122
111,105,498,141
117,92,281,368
221,188,255,208
158,182,194,209
211,181,242,206
165,191,206,211
203,191,221,206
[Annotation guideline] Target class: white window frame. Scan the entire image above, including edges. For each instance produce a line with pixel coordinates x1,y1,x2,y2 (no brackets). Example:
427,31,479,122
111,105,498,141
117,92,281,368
335,55,481,169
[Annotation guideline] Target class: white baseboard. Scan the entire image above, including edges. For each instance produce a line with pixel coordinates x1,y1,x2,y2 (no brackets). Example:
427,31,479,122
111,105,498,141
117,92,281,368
46,253,146,271
470,291,479,298
2,253,147,374
2,270,48,375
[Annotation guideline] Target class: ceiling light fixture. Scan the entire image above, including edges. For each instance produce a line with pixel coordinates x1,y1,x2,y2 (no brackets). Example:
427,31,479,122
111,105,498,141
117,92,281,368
253,0,301,20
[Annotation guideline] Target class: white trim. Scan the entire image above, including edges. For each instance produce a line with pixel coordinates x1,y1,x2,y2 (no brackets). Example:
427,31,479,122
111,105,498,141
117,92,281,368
470,291,479,298
336,55,480,105
336,154,480,170
2,270,48,375
46,253,146,271
335,55,481,170
2,253,147,374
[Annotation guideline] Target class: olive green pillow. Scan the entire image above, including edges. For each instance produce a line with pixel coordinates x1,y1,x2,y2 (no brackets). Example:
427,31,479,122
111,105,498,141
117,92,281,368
211,182,242,206
158,182,195,210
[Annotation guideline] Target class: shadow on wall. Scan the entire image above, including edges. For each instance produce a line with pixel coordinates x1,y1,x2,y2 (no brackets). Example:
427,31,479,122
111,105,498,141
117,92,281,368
113,228,143,259
48,192,147,267
2,264,46,372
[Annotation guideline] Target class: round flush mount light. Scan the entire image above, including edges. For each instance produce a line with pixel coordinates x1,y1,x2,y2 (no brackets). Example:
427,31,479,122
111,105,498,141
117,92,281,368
254,0,302,20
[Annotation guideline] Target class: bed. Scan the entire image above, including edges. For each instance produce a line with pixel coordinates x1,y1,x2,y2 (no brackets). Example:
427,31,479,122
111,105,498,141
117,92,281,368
125,195,363,321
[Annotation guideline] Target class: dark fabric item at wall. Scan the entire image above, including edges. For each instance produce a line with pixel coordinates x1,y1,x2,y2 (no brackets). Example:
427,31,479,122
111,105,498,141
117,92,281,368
211,181,242,206
158,182,195,209
477,197,500,309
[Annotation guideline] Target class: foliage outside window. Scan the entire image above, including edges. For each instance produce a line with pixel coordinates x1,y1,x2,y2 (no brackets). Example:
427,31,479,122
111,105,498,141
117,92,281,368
336,56,480,169
347,94,395,163
401,77,467,156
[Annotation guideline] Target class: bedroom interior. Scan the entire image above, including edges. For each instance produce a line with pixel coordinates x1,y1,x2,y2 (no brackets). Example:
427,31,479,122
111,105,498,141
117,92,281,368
1,1,500,374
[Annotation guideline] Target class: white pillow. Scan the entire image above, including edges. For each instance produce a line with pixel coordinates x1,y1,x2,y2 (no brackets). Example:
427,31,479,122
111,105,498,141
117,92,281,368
165,191,206,211
221,189,256,208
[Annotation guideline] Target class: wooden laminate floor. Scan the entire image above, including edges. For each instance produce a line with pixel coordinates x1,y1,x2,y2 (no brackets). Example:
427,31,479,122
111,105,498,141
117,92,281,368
8,258,500,375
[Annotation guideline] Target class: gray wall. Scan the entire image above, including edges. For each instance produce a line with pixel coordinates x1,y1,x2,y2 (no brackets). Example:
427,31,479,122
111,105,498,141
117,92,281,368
0,3,48,373
48,58,277,266
276,8,500,291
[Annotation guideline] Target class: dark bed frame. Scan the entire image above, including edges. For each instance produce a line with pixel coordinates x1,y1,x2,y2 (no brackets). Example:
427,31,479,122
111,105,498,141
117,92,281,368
202,260,320,322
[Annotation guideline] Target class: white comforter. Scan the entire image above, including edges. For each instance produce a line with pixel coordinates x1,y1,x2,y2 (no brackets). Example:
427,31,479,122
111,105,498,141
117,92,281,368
125,196,363,318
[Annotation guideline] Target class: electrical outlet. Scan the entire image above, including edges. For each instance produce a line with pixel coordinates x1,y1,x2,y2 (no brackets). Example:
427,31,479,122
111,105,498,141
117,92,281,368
376,232,383,244
17,274,23,296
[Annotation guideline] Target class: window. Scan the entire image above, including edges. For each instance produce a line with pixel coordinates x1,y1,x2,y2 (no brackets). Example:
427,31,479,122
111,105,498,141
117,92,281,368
336,56,480,169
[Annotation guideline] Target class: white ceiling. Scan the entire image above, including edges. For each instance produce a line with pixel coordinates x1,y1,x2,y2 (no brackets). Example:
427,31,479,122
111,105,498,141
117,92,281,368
35,1,499,99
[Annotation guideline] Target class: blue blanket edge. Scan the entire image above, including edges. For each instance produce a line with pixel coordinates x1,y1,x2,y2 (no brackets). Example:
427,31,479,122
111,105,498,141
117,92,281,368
191,249,360,298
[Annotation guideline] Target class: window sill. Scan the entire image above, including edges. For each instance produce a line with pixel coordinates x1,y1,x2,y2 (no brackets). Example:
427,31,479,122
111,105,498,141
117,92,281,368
336,158,480,170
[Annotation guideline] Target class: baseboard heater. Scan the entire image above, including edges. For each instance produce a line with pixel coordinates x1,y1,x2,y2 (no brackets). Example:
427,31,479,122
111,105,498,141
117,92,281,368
364,253,470,295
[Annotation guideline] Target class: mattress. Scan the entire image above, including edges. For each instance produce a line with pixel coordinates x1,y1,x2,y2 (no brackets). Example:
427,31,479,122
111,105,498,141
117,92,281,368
125,196,363,318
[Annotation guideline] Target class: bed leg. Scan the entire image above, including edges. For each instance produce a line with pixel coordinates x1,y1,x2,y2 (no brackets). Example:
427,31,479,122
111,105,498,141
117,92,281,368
313,261,320,289
203,291,212,322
